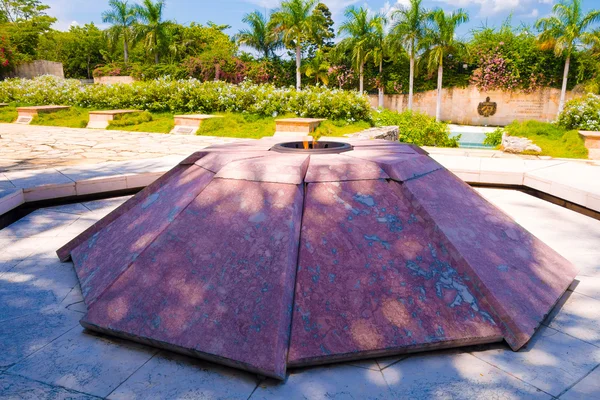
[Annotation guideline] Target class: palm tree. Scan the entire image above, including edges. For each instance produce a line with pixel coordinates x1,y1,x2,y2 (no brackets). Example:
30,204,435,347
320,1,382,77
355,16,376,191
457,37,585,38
421,8,469,121
536,0,600,114
391,0,429,110
371,15,388,107
134,0,170,64
303,49,330,85
338,6,382,93
102,0,137,63
271,0,318,90
237,10,282,59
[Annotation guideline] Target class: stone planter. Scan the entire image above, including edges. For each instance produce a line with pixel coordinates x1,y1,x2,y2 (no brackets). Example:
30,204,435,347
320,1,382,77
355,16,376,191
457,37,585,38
16,106,70,124
579,131,600,160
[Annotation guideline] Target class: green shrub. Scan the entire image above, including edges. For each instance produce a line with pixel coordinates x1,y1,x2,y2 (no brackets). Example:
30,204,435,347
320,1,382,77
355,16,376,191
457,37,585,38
93,63,134,78
108,111,153,127
0,76,371,122
504,120,588,159
557,94,600,131
131,64,189,81
371,109,459,147
484,128,503,146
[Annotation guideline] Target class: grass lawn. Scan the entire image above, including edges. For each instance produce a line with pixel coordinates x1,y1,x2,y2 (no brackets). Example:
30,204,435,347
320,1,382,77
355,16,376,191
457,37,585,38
107,111,370,138
0,105,18,123
504,120,588,159
31,107,89,128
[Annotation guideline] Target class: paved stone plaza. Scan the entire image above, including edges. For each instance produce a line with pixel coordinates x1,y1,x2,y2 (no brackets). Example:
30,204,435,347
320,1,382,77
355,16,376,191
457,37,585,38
0,124,238,171
0,124,599,399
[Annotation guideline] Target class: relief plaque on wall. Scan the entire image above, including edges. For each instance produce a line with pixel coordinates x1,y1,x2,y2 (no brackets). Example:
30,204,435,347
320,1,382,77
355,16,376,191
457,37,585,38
477,97,497,117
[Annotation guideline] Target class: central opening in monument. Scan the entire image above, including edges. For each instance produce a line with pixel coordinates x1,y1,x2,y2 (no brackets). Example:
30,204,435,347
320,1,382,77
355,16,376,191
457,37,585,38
271,141,353,154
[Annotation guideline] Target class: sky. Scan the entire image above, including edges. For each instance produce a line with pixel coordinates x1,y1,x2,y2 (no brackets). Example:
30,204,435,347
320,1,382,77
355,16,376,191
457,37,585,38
44,0,597,39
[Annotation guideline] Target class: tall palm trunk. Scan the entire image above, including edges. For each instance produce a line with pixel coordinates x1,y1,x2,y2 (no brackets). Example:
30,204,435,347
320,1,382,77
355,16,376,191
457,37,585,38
435,64,443,122
295,45,301,90
378,59,384,108
408,54,415,110
558,54,570,114
359,61,364,93
123,37,129,63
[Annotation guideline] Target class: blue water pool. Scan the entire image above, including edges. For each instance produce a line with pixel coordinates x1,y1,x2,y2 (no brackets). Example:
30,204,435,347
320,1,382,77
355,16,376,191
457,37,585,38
450,131,495,149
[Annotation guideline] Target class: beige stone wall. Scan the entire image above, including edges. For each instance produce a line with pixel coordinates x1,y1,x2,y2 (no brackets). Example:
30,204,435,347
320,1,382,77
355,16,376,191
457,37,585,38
369,85,580,126
7,60,64,79
93,76,136,85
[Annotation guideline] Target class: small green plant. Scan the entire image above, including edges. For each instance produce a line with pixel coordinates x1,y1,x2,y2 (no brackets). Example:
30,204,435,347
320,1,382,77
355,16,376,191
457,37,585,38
108,111,153,128
371,109,459,147
484,128,503,146
504,120,588,159
107,112,174,133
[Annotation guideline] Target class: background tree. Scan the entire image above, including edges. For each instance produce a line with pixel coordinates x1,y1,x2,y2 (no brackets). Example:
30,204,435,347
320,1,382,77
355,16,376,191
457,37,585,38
236,10,281,59
307,2,334,53
391,0,428,110
271,0,317,90
536,0,600,113
134,0,170,64
338,6,380,93
303,48,329,84
421,8,469,121
102,0,137,63
371,14,388,107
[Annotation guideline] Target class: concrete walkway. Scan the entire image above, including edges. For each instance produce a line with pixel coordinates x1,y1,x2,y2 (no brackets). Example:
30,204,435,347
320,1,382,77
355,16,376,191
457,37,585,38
0,189,599,399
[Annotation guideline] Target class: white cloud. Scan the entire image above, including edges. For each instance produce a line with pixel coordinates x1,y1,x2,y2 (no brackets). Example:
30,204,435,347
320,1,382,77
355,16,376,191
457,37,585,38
435,0,552,18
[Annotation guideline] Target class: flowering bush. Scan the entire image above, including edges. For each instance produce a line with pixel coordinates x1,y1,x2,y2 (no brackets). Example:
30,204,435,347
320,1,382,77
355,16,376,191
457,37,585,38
557,94,600,131
0,76,372,121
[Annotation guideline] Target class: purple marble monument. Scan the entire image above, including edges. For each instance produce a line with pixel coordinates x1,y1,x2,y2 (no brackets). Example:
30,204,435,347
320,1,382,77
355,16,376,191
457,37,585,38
58,137,578,380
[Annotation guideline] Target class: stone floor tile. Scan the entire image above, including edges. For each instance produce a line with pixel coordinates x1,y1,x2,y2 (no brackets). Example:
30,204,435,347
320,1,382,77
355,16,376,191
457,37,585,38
3,168,73,189
0,210,80,239
108,351,258,400
382,351,551,400
545,291,600,347
0,308,80,368
1,236,73,260
558,252,600,278
560,365,600,399
471,326,600,396
81,195,132,213
346,360,381,371
44,203,91,215
0,373,97,400
8,328,157,398
62,285,87,313
572,276,600,300
0,258,79,321
251,364,393,400
0,260,20,277
375,355,410,370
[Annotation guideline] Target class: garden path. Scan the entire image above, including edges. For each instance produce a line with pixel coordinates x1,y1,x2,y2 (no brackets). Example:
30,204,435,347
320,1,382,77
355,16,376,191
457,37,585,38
0,123,240,172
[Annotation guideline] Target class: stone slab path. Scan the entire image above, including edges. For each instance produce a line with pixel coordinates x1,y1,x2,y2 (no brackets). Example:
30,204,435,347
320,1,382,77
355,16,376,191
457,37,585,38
0,124,239,172
0,189,599,399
